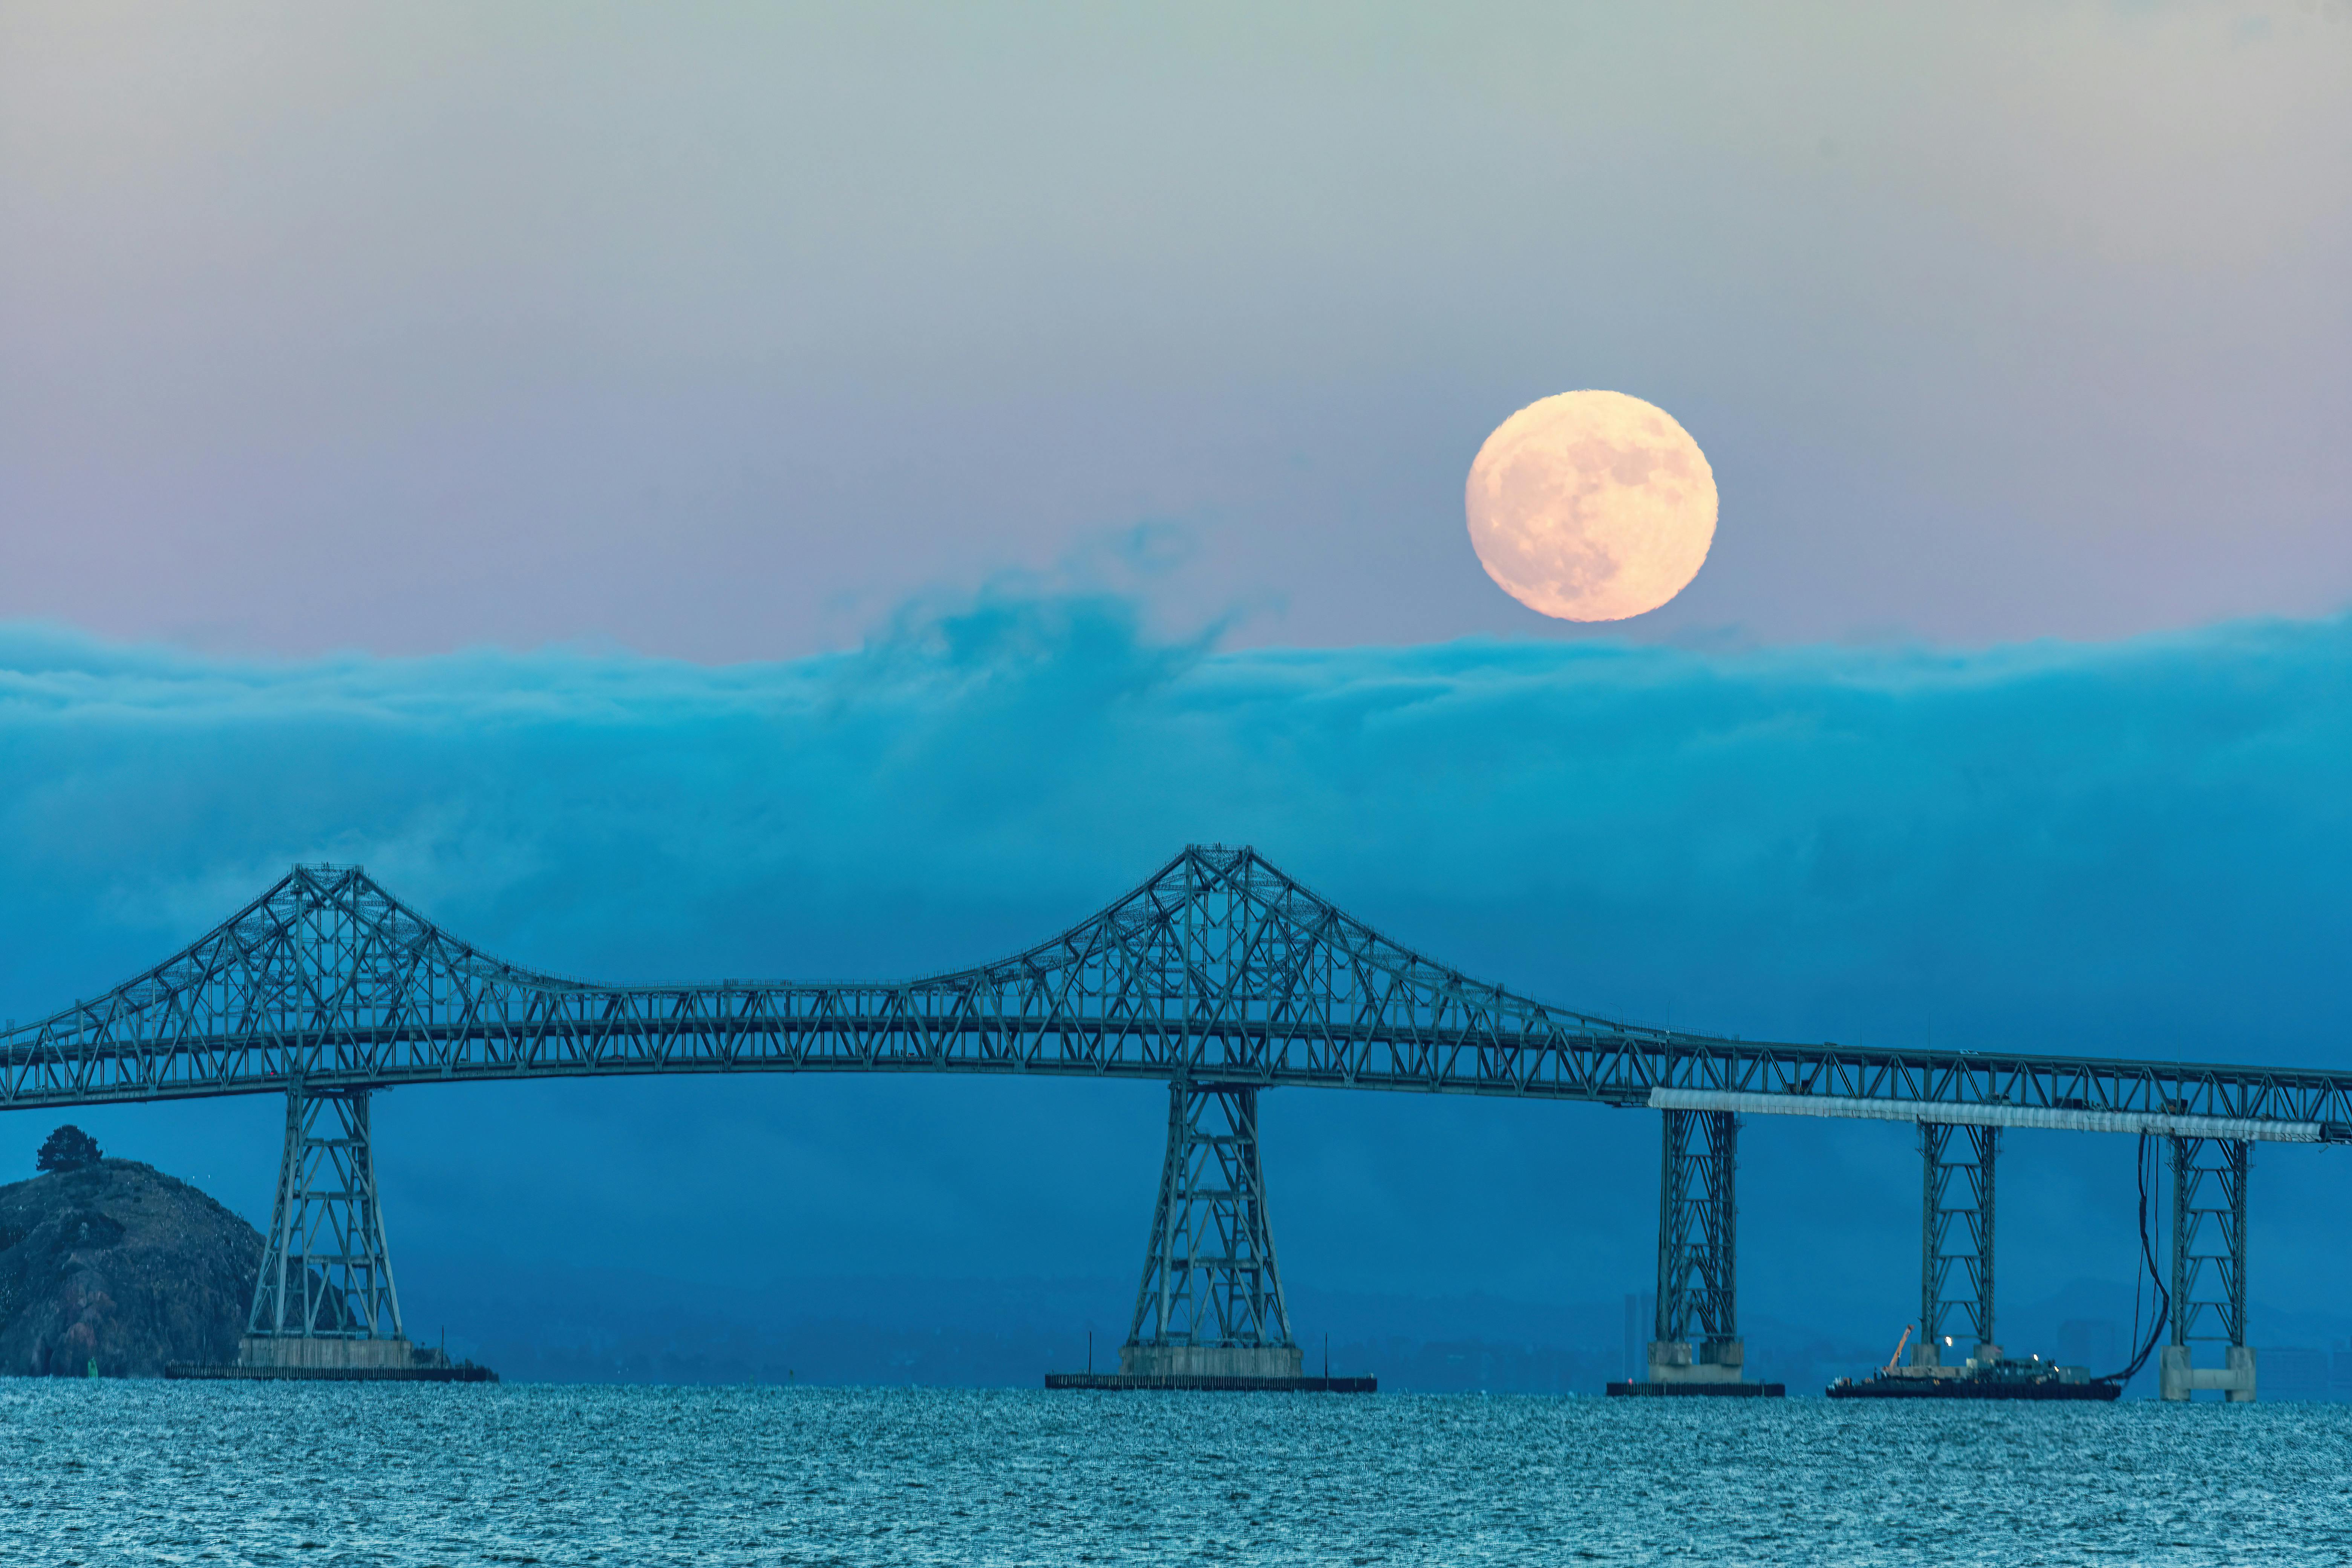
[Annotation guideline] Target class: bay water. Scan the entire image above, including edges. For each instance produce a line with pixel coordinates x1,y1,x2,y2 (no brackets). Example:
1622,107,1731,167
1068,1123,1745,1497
3,1382,2347,1565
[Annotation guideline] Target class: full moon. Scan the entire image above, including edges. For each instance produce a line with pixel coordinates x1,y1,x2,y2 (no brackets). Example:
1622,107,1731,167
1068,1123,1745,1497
1464,390,1717,622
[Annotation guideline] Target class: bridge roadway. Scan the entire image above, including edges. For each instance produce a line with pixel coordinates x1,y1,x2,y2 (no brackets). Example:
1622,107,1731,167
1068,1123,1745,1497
2,846,2348,1133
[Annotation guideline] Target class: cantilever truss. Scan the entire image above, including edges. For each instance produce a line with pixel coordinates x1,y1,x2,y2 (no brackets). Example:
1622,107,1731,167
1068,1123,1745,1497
3,846,2351,1132
1127,1081,1294,1352
249,1086,404,1343
1920,1123,1997,1357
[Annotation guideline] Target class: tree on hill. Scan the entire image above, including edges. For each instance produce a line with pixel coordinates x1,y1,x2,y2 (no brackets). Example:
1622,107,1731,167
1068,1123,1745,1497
36,1126,102,1173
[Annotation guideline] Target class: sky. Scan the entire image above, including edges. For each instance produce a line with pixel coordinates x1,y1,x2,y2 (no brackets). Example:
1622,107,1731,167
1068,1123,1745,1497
3,2,2351,1382
4,2,2349,658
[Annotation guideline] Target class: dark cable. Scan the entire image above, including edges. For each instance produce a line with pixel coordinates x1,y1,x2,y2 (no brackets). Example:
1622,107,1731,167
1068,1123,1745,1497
2097,1131,2170,1387
2126,1130,2146,1359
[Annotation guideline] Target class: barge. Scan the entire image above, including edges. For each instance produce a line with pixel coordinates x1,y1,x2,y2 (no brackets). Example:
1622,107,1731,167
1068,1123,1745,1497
1827,1326,2120,1401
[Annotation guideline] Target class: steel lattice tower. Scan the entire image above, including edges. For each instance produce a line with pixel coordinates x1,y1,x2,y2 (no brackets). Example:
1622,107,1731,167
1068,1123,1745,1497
1650,1108,1743,1380
2161,1135,2254,1399
1121,1080,1300,1378
245,1086,408,1362
1919,1122,1997,1363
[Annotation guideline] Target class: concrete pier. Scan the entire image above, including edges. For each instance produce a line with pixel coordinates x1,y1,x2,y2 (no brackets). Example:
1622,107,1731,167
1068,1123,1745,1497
236,1334,440,1371
1606,1379,1786,1397
2159,1344,2256,1402
1047,1341,1374,1391
1646,1337,1743,1383
166,1359,497,1383
1118,1344,1303,1379
162,1334,497,1382
1045,1371,1376,1392
1606,1338,1785,1396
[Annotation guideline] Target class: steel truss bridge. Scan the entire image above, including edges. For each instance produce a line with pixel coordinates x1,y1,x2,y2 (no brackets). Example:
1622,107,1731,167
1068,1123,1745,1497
5,845,2343,1394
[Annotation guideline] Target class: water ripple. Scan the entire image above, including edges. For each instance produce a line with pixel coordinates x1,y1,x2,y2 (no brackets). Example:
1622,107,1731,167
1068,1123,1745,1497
0,1383,2344,1566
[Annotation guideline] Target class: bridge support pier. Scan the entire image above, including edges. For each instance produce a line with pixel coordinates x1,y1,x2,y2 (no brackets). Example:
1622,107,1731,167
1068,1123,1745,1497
239,1085,440,1374
1117,1080,1301,1380
1046,1079,1374,1391
1917,1123,1999,1367
1611,1108,1780,1395
2161,1136,2255,1402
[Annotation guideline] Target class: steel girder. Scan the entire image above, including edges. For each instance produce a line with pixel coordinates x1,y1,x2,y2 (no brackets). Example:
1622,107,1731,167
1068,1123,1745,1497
1919,1123,1996,1358
1127,1081,1294,1352
1655,1109,1738,1350
4,846,2351,1132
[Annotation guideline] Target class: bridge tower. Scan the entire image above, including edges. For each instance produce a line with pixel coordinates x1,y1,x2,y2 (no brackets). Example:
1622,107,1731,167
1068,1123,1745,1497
2161,1136,2256,1401
1645,1107,1753,1387
1120,1079,1302,1380
240,1085,437,1372
1916,1123,1998,1367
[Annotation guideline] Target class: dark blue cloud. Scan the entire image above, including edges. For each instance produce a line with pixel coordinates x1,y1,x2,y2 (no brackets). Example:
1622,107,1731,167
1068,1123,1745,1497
2,597,2348,1375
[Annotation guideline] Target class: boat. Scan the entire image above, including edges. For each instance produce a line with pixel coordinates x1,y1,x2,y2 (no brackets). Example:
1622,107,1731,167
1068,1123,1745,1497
1832,1138,2173,1404
1825,1325,2121,1401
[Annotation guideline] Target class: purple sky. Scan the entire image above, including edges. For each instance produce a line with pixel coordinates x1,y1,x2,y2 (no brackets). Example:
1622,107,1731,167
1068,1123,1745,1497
5,2,2349,661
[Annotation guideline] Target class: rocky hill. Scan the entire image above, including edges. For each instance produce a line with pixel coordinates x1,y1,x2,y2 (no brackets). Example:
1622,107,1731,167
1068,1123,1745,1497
0,1157,263,1377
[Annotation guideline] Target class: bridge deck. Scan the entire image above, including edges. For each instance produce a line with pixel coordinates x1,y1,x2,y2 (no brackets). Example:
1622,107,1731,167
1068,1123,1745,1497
5,847,2346,1132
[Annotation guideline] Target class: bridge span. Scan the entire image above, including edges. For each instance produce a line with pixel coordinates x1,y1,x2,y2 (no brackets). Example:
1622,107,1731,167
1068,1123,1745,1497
5,844,2339,1396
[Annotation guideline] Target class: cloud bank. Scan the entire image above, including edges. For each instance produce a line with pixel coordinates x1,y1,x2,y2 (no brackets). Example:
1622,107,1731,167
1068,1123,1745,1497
2,598,2347,1347
6,593,2346,1060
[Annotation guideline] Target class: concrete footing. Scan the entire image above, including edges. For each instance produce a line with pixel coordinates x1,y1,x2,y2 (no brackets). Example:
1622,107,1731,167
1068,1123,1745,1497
1609,1338,1783,1396
161,1335,497,1382
167,1360,496,1383
1046,1342,1371,1392
1044,1344,1364,1392
1646,1338,1744,1384
1606,1379,1786,1397
1045,1371,1375,1392
236,1335,444,1372
2159,1344,2256,1402
1118,1344,1304,1379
